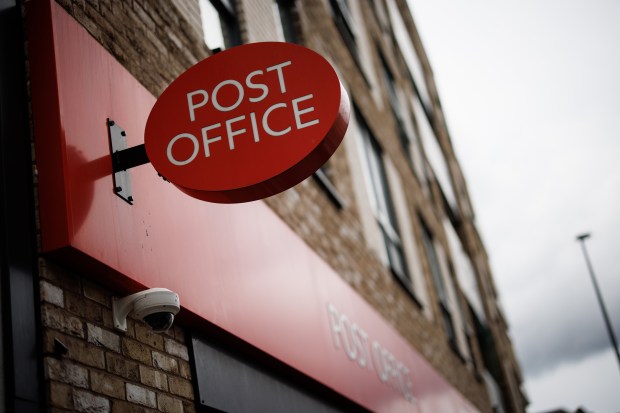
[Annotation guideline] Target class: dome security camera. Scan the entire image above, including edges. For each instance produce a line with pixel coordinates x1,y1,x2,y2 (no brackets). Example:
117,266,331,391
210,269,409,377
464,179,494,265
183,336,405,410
113,288,180,333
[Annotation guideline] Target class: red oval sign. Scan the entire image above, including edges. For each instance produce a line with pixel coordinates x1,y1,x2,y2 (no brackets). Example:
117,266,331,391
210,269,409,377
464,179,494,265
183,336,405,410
145,42,350,203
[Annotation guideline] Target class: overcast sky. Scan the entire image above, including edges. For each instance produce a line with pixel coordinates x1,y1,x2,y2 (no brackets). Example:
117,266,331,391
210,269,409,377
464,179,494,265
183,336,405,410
407,1,620,412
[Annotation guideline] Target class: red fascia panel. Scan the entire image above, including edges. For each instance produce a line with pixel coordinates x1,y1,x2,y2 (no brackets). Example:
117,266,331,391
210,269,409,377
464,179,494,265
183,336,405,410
25,2,480,413
26,0,72,251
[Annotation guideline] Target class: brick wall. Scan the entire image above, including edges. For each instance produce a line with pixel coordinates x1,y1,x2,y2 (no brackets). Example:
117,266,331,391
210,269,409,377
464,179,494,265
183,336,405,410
40,260,195,413
53,0,209,98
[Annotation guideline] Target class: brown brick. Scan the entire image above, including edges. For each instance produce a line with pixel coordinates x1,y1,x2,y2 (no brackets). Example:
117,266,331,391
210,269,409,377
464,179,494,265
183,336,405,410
44,332,105,369
122,337,152,365
49,381,73,409
83,0,100,11
126,383,156,408
157,393,183,413
111,400,153,413
65,292,103,323
41,304,85,338
139,365,168,391
178,360,192,380
168,376,193,399
132,1,156,30
82,279,110,307
134,323,164,350
39,260,82,293
164,338,188,361
119,316,137,339
136,0,166,28
170,325,186,344
48,408,73,413
69,5,101,44
152,351,179,374
40,279,64,307
91,370,126,399
45,358,88,388
182,400,197,413
106,352,140,381
73,389,110,413
88,323,121,352
101,307,116,330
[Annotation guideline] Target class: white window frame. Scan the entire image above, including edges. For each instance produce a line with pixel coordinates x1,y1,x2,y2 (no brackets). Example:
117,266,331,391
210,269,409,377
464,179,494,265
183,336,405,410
353,112,414,292
199,0,241,51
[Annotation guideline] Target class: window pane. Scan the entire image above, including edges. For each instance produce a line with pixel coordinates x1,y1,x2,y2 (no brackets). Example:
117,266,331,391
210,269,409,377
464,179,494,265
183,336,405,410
385,0,431,107
421,221,446,303
200,0,226,50
441,304,456,345
356,113,410,283
329,0,358,62
443,218,485,322
385,230,408,284
364,136,390,218
275,0,299,43
412,95,458,211
379,54,414,170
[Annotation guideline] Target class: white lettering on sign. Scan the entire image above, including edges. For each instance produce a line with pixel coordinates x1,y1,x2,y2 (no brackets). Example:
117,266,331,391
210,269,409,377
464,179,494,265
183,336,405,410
201,123,222,157
166,60,317,167
187,90,209,122
166,133,200,166
292,94,320,129
262,103,291,137
246,70,268,103
265,60,292,93
326,303,416,404
212,80,244,112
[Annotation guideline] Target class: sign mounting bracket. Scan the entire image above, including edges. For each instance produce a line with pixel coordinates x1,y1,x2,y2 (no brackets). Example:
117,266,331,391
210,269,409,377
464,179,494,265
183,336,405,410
107,118,150,204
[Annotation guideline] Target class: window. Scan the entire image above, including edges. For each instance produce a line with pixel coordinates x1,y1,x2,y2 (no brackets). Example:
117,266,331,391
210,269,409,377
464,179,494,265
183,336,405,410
274,0,300,43
385,0,432,109
466,307,484,378
379,53,410,164
368,0,390,32
356,113,410,287
420,220,457,347
412,93,458,212
313,164,345,210
329,0,359,63
444,219,485,323
199,0,241,51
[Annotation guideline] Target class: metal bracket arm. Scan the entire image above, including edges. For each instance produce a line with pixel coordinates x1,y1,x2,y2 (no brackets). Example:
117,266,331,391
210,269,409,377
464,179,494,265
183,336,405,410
112,144,149,172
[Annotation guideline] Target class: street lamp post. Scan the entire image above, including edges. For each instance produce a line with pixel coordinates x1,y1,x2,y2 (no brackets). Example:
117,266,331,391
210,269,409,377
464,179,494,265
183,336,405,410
576,233,620,373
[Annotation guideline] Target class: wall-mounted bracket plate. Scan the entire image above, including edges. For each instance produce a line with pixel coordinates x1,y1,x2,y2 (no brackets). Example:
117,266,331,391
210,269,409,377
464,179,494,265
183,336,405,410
108,119,134,204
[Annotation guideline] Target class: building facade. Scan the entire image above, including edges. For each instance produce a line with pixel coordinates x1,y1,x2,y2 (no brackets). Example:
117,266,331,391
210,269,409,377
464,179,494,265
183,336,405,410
0,0,527,412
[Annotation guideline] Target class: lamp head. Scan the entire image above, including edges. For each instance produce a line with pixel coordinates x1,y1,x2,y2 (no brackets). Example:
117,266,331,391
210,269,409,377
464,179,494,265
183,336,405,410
576,233,591,242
